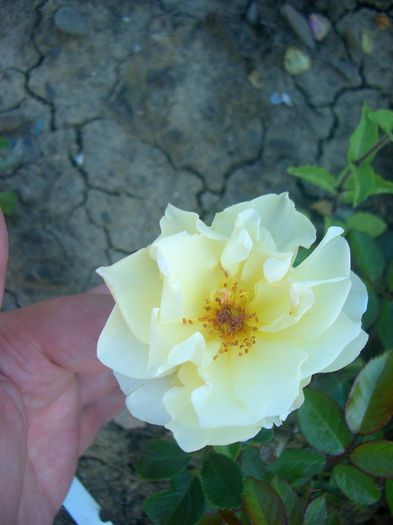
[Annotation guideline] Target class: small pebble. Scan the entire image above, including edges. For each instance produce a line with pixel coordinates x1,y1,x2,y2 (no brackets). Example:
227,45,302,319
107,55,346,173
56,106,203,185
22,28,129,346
361,30,375,54
284,47,311,76
374,14,391,30
75,152,84,166
270,92,292,106
54,7,87,36
309,13,331,42
281,4,315,50
248,70,263,89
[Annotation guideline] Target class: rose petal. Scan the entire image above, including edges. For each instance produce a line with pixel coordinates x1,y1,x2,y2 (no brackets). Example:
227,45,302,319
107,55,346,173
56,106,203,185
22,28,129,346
97,248,162,343
159,204,223,239
321,329,368,373
343,271,368,323
97,305,151,378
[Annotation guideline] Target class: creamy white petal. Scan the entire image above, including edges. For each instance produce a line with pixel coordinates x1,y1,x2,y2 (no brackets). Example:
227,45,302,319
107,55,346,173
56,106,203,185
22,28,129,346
220,227,253,275
281,279,351,339
159,204,224,239
153,232,224,319
300,313,361,377
233,338,307,418
343,272,368,323
263,252,293,283
321,330,368,373
122,373,173,425
97,248,162,343
213,193,316,252
97,305,151,378
292,228,350,285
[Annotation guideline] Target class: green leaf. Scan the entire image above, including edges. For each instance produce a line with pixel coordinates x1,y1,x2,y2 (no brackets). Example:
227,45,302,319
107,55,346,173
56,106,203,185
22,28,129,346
349,231,385,282
214,443,241,460
362,286,379,329
386,479,393,516
136,439,191,480
271,476,302,525
250,428,274,444
346,212,387,238
0,137,10,149
351,164,376,207
303,496,327,525
201,451,244,509
388,260,393,293
351,440,393,478
240,446,271,482
346,351,393,434
333,465,380,505
243,478,287,525
0,191,17,215
378,300,393,349
371,173,393,196
369,109,393,137
298,388,352,455
287,166,336,193
196,514,222,525
347,104,379,164
144,472,205,525
314,360,364,408
268,449,326,481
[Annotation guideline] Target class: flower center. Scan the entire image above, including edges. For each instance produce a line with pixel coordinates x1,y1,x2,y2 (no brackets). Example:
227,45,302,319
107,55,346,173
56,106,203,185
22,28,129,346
197,279,259,358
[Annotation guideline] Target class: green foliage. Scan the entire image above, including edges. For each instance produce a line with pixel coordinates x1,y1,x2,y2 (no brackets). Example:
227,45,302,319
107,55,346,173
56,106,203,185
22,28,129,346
201,451,244,509
303,496,327,525
0,192,17,215
298,388,352,455
144,472,205,525
136,439,191,480
345,351,393,434
351,441,393,478
243,478,287,525
139,105,393,524
332,465,380,505
287,166,336,193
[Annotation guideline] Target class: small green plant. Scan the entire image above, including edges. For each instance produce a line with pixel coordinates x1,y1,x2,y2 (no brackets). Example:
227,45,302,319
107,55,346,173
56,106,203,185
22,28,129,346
0,137,17,215
133,105,393,525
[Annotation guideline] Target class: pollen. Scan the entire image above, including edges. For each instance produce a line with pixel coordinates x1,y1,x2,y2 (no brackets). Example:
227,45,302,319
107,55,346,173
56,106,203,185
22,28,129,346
197,278,259,359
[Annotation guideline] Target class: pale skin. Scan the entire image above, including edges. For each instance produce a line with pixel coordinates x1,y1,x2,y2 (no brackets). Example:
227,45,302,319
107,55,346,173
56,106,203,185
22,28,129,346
0,212,123,524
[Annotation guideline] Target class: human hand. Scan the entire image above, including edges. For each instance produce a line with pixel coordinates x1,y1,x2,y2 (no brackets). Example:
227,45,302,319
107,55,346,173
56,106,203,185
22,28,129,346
0,213,123,525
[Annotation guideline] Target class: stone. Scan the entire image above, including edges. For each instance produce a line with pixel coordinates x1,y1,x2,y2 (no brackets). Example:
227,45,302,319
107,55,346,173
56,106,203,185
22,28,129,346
54,7,87,36
0,69,26,112
284,47,311,76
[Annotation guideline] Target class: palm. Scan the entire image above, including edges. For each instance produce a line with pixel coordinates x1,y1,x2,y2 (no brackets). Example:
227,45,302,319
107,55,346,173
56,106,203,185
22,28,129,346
0,216,122,524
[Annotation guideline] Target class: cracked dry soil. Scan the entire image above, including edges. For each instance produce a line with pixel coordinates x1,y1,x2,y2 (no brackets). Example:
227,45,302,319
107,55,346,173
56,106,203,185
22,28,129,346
0,0,392,524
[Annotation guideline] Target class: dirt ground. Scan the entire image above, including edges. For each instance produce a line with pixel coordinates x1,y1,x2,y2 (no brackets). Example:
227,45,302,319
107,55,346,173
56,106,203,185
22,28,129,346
1,0,392,523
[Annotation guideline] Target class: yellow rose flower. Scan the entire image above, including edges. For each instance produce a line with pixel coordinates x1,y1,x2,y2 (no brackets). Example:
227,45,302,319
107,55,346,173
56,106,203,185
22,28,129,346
97,193,368,452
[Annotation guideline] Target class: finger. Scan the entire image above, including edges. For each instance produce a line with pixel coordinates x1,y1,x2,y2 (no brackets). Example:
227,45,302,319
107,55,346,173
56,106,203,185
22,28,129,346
2,294,115,373
0,211,8,307
78,389,124,455
77,369,120,408
86,284,111,295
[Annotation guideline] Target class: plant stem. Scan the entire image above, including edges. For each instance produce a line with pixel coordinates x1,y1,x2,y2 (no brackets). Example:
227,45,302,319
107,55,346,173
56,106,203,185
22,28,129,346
335,133,390,192
219,510,244,525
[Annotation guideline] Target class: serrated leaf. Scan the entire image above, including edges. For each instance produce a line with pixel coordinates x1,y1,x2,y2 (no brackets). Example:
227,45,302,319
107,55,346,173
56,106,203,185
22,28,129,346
349,231,385,282
271,476,302,525
268,449,326,481
346,212,387,238
0,191,17,215
333,465,380,505
303,496,327,525
346,351,393,434
351,440,393,478
136,439,191,480
201,451,243,509
348,104,379,164
378,300,393,349
369,109,393,136
287,165,336,193
243,478,287,525
298,389,352,455
214,443,241,460
144,472,205,525
386,479,393,516
240,446,271,482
